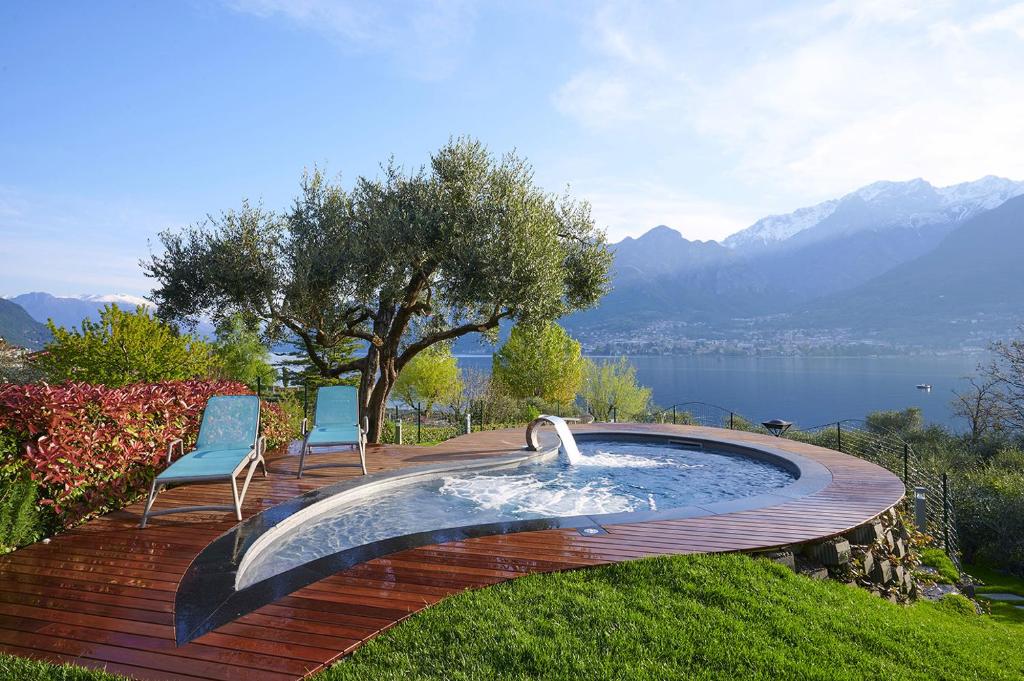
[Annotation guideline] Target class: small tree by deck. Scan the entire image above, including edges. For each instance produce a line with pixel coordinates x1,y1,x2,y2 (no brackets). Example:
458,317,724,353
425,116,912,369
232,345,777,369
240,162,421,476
393,343,462,418
492,322,584,406
580,357,651,422
212,314,277,390
37,304,215,386
146,138,612,442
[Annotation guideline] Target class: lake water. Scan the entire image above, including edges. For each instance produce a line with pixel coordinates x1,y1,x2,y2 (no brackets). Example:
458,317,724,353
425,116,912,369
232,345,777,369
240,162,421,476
456,354,985,430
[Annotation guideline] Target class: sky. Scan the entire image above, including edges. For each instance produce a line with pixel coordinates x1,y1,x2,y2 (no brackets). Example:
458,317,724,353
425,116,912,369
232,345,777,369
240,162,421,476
2,0,1024,297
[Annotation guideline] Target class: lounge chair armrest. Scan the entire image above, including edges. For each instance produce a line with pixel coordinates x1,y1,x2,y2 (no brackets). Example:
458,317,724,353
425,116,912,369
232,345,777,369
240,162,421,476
256,435,267,457
361,416,369,435
301,418,308,436
166,439,184,464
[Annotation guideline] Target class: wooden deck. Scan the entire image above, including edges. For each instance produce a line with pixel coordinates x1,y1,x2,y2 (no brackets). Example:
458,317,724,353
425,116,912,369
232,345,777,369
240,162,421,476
0,424,905,680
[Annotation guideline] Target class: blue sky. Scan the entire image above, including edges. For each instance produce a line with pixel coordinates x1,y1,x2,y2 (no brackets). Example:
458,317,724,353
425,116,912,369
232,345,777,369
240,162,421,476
3,0,1024,297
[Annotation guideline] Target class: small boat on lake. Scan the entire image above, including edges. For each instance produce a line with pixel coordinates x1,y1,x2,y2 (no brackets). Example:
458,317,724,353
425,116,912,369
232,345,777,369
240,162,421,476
916,384,932,390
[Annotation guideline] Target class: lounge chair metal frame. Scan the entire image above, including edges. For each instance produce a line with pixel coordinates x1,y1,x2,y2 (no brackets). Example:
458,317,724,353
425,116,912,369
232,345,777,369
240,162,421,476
297,386,368,478
139,398,267,528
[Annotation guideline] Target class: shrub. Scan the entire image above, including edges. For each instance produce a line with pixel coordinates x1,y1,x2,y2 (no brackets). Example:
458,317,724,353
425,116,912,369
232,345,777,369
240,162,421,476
953,464,1024,574
0,379,297,534
0,431,45,551
37,304,216,386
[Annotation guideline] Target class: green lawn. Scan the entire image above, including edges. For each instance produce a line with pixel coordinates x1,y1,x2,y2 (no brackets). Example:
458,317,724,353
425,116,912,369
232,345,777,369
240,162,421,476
321,554,1024,681
967,562,1024,626
4,554,1024,681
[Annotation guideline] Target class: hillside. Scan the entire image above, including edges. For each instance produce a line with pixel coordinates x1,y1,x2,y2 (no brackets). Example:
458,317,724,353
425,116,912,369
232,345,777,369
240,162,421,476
0,298,50,349
564,176,1024,351
795,193,1024,341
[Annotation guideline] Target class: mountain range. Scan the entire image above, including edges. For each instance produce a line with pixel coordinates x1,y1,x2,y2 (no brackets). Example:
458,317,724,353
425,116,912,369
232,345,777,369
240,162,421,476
564,176,1024,353
4,175,1023,354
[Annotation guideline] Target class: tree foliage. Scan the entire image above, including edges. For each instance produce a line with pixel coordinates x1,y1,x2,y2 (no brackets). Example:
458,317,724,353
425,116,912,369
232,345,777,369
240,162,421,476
393,343,462,417
146,137,612,441
579,357,651,421
212,314,277,389
37,304,215,387
492,322,584,405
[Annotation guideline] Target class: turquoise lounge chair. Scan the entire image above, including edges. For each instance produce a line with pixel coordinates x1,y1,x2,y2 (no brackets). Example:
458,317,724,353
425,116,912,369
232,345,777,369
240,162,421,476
297,385,367,478
139,395,266,528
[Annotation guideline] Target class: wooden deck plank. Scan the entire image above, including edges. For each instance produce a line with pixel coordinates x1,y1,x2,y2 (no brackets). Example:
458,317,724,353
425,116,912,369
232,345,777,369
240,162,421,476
0,424,904,680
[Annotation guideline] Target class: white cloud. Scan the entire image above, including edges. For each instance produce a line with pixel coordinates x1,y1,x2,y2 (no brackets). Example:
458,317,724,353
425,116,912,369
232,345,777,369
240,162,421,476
556,1,1024,220
579,179,759,243
0,187,185,297
225,0,476,80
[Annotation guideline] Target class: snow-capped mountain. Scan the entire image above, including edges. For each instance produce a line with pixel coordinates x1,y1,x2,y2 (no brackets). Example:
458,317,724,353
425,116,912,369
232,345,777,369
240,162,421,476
77,293,153,308
723,176,1024,251
11,292,152,331
723,200,839,250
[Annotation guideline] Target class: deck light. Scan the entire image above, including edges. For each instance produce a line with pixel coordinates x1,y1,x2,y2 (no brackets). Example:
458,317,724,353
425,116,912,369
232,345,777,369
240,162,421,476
762,419,792,437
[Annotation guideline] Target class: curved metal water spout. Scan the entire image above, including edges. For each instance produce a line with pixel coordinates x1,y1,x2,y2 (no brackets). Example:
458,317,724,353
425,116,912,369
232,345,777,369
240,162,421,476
526,415,583,464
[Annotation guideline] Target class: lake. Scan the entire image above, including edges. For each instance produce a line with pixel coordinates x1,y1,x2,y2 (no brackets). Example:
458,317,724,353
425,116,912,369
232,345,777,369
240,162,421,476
456,354,985,430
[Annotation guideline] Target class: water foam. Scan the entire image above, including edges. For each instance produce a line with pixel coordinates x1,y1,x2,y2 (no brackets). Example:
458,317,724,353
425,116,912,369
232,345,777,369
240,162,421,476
439,472,637,515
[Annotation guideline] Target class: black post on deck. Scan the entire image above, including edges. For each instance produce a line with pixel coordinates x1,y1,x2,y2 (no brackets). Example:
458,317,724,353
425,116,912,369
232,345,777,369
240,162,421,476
836,422,843,452
729,412,735,430
672,405,676,424
942,472,950,550
416,403,422,443
302,382,308,420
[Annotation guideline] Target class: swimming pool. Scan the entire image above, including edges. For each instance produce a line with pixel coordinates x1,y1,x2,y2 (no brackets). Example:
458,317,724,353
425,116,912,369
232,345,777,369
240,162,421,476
236,437,795,588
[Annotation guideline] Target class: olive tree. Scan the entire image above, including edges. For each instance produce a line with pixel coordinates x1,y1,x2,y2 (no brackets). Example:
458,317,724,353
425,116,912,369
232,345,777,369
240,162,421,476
146,138,612,442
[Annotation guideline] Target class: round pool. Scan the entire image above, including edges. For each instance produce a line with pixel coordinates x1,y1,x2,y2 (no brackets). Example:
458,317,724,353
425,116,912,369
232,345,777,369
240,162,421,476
237,437,795,588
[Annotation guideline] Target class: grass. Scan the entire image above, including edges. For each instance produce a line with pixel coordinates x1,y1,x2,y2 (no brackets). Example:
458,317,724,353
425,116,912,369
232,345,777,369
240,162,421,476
918,547,960,584
5,554,1024,680
0,656,126,680
966,562,1024,626
321,554,1024,681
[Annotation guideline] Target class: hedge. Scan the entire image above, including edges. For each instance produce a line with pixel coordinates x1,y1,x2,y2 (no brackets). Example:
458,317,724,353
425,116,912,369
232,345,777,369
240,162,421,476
0,379,293,546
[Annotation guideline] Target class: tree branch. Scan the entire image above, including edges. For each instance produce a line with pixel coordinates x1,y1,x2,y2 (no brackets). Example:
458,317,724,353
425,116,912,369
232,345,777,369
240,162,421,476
397,307,511,368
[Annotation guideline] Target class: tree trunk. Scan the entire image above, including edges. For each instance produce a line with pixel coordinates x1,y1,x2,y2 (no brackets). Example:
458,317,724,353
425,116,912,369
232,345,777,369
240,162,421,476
363,354,398,444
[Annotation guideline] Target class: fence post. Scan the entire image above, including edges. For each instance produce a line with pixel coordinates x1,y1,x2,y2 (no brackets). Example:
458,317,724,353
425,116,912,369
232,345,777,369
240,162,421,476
729,412,735,430
672,406,676,425
303,382,308,420
416,404,422,443
465,412,472,435
395,420,403,445
903,443,909,486
610,405,617,423
256,376,262,398
942,472,950,551
836,422,842,452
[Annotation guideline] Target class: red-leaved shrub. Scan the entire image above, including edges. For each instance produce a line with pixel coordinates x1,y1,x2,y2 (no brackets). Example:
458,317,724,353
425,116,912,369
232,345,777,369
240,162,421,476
0,380,293,529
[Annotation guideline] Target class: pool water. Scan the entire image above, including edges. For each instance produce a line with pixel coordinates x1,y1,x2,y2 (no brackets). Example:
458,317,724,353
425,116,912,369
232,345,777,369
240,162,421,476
237,439,794,588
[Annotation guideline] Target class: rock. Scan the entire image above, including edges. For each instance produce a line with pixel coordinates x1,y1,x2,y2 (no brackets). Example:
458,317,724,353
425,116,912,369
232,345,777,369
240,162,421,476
805,539,852,566
846,521,885,545
921,583,960,601
862,551,875,577
894,565,906,585
755,550,796,571
892,538,907,558
871,559,893,585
